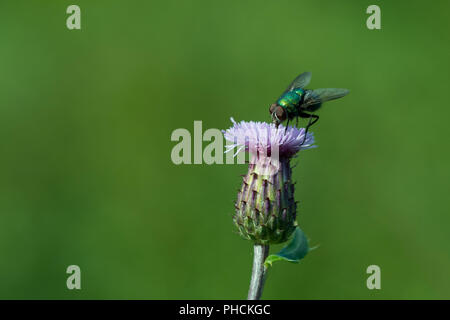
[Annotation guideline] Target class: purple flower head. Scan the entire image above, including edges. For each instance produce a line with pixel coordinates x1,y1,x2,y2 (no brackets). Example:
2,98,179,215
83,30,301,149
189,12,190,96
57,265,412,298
223,118,315,160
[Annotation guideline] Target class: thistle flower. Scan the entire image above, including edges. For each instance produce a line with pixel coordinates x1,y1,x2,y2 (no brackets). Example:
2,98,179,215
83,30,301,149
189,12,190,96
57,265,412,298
223,118,315,245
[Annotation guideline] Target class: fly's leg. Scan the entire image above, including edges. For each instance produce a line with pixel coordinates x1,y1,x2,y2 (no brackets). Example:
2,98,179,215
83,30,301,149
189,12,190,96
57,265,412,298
285,119,290,133
299,112,319,145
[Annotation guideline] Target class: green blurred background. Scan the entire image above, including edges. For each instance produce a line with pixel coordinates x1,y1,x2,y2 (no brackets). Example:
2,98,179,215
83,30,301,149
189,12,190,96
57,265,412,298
1,0,449,299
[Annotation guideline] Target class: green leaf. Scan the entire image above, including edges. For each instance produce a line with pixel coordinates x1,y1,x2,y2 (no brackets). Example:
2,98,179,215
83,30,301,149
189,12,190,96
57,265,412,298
264,227,312,268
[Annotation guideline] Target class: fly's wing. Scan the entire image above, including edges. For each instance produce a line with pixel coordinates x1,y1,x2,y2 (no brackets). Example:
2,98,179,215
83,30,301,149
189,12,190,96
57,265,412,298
282,72,312,94
303,88,349,106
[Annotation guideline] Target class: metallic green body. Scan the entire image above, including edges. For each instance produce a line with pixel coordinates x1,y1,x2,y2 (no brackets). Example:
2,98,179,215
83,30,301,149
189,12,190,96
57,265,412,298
276,88,305,119
271,72,348,125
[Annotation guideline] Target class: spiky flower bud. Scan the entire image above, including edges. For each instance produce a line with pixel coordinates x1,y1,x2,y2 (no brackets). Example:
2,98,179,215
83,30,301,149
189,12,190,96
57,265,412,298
224,118,315,244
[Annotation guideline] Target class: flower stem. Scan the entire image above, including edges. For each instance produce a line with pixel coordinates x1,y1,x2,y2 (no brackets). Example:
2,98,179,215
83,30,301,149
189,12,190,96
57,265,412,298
247,244,269,300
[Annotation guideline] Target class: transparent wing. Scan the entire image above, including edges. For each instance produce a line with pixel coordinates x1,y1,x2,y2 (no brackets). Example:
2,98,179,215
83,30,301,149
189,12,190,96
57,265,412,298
303,88,349,106
283,72,312,93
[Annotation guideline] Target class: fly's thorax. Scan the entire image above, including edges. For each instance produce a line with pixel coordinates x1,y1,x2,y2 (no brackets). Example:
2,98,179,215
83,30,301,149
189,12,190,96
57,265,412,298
277,92,301,107
277,91,302,116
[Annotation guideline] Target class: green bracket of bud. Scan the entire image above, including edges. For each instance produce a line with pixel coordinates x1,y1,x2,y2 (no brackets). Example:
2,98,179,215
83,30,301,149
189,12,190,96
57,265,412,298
264,227,315,268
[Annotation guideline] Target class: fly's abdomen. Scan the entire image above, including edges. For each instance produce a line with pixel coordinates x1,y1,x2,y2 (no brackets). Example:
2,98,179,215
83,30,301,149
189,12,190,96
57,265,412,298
292,88,305,97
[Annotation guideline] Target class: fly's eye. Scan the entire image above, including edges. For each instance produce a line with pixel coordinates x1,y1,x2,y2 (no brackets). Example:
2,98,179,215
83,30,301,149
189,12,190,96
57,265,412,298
269,104,277,114
275,106,287,121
